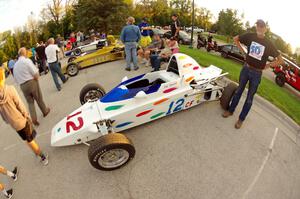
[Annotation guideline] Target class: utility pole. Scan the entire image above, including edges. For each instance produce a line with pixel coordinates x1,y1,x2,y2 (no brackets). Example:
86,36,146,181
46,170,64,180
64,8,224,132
189,0,195,49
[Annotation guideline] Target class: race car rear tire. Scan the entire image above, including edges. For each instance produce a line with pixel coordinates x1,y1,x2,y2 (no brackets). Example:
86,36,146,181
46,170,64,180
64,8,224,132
88,133,135,171
220,82,238,110
66,63,79,77
74,48,82,56
275,73,285,87
79,83,106,105
68,56,76,63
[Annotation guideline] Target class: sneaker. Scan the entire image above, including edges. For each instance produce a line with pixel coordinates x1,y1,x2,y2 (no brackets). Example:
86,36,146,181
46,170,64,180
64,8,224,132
58,87,62,91
133,67,139,71
43,108,51,117
32,119,40,126
235,119,243,129
6,189,13,199
222,111,233,118
40,153,49,166
125,67,131,71
11,167,18,182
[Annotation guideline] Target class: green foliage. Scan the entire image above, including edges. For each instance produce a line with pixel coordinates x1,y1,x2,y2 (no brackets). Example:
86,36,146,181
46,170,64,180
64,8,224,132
216,9,245,36
195,7,213,31
74,0,128,34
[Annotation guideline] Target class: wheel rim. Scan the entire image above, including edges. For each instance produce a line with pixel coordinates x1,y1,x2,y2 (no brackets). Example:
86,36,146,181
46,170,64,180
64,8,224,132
98,148,130,169
75,49,81,55
68,65,78,75
84,90,103,102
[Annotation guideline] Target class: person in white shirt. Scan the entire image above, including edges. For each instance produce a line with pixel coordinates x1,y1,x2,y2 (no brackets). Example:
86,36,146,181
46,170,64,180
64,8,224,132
13,48,50,126
45,38,68,91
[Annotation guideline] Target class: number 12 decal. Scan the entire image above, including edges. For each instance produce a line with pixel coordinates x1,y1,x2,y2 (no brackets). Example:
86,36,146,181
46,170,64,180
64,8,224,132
66,111,84,133
166,99,185,115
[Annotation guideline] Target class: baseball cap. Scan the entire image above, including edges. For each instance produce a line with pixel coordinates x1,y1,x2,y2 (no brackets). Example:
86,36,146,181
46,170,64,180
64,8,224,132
256,19,266,27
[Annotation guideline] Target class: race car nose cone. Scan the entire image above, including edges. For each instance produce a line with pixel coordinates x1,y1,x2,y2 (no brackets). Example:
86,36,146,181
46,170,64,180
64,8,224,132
51,124,66,147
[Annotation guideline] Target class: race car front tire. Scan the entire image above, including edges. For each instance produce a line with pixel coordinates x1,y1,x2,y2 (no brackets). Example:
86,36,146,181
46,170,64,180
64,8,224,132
66,63,79,77
88,133,135,171
79,83,106,105
220,82,238,110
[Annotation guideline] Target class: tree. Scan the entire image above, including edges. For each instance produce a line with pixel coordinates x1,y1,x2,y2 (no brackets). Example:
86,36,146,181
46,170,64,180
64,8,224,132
195,7,213,31
245,21,251,31
169,0,192,27
215,9,244,36
74,0,129,33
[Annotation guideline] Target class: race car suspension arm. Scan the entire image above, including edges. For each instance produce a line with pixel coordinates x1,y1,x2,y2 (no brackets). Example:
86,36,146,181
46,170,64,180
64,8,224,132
184,87,223,98
94,119,115,134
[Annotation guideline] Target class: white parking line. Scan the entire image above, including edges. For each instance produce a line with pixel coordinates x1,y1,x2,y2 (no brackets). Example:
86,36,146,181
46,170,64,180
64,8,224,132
242,127,279,199
2,131,50,151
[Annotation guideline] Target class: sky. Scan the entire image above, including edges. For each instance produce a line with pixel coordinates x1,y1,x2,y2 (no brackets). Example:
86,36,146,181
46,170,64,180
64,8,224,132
195,0,300,51
0,0,299,51
0,0,47,30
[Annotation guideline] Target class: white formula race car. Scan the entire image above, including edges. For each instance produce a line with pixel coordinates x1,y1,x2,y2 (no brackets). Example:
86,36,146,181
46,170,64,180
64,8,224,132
51,53,238,171
71,39,108,56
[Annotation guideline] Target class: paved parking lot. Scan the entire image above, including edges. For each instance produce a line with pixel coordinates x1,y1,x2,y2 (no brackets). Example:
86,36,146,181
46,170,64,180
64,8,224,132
0,60,299,199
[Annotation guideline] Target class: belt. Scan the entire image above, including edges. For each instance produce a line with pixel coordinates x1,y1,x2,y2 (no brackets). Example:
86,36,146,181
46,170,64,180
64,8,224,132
245,63,263,73
48,61,58,64
20,79,34,86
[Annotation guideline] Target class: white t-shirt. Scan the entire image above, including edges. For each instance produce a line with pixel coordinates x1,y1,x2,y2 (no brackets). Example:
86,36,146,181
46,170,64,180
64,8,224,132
13,56,39,85
45,44,60,63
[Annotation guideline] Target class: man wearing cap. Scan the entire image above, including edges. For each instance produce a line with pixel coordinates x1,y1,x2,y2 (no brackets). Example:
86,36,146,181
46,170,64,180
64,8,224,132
222,19,284,129
170,13,181,39
120,16,141,71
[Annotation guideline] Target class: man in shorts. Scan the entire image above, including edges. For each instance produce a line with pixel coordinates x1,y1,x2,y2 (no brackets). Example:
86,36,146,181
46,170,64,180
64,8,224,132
138,17,152,48
0,68,49,165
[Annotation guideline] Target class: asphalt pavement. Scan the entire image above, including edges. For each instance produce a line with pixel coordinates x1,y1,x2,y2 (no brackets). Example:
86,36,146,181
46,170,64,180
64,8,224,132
0,59,299,199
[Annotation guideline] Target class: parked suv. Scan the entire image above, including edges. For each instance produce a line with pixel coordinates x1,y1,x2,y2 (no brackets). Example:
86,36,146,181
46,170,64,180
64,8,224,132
273,57,300,91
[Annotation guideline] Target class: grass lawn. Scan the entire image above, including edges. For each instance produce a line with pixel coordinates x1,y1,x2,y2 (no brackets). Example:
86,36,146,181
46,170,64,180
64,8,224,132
180,45,300,125
202,32,233,44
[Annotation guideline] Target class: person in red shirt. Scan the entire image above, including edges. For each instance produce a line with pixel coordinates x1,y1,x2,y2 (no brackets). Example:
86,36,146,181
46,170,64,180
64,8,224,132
69,32,76,49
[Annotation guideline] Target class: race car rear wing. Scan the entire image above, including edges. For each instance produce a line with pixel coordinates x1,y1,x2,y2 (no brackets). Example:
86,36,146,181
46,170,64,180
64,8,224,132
190,65,228,90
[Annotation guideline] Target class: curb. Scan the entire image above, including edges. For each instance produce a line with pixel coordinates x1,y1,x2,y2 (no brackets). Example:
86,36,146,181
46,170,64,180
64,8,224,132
253,94,300,144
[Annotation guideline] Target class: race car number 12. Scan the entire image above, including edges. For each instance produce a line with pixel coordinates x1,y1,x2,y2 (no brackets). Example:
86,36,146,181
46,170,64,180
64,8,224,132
66,111,84,133
166,99,185,115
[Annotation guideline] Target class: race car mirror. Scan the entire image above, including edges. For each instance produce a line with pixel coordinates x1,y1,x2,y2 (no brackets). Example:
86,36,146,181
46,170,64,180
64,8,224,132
122,76,128,82
134,91,147,99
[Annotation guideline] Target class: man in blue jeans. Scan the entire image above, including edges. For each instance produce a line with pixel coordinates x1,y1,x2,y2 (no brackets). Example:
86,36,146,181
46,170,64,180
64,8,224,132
45,38,68,91
120,17,141,71
222,20,283,129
